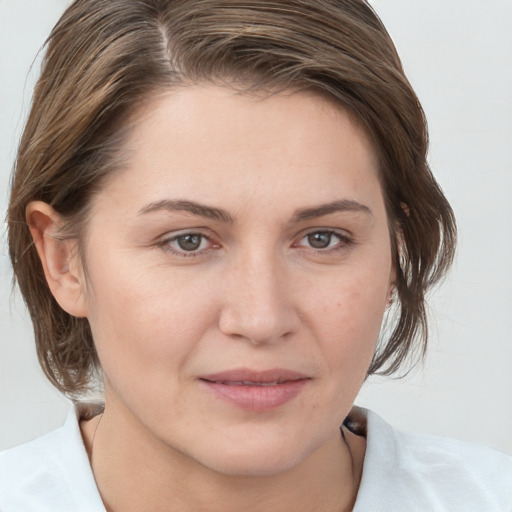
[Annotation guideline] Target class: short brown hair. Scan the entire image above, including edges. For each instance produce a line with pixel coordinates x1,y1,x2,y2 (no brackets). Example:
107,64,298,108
8,0,456,396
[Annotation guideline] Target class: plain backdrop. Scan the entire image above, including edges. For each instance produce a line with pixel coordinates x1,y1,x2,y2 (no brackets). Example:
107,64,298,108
1,0,511,453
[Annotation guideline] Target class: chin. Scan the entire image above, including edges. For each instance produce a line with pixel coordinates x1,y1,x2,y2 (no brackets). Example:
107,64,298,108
188,432,319,477
203,450,304,477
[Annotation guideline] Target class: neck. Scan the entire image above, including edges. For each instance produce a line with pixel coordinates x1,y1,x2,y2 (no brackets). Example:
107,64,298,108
81,401,365,512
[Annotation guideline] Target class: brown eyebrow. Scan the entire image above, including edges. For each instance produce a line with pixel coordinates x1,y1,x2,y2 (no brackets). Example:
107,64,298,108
138,199,235,223
138,198,372,224
291,199,373,222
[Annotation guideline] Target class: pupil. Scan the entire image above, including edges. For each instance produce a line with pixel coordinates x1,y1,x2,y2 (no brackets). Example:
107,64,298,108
308,232,331,249
178,234,202,251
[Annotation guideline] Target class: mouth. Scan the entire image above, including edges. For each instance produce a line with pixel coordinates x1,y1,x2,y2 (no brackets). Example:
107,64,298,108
205,380,292,386
198,368,310,411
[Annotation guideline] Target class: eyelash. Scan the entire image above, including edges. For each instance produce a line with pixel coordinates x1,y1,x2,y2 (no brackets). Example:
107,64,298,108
157,232,219,258
157,229,353,258
293,229,353,253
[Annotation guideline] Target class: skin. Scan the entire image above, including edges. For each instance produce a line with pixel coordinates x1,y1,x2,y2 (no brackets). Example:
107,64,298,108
28,86,394,512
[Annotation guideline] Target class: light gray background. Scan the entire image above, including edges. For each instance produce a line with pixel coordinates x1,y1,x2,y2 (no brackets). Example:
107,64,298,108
1,0,511,453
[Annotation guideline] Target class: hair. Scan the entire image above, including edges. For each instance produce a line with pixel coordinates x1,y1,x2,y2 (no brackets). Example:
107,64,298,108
8,0,456,397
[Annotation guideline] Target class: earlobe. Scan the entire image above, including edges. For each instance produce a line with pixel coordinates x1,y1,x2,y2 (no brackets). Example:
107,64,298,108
386,283,396,306
26,201,88,317
389,253,398,301
386,257,397,307
387,223,403,306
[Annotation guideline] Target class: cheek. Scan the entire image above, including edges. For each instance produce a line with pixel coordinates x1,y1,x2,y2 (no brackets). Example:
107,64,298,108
84,259,219,386
309,260,391,368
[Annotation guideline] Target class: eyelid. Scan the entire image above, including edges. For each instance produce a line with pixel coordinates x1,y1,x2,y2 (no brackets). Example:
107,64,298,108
157,229,221,257
155,227,353,257
292,228,353,250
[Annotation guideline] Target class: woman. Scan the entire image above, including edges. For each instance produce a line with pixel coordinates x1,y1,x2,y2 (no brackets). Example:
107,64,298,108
1,1,511,511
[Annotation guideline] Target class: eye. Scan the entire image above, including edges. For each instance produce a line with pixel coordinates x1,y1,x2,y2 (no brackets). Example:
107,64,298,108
294,230,350,251
159,231,219,256
306,231,337,249
174,234,205,252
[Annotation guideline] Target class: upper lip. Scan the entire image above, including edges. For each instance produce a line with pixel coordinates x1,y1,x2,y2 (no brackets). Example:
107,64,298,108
199,368,310,384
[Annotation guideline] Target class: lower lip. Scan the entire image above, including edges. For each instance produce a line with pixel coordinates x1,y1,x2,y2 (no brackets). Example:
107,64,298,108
200,379,309,411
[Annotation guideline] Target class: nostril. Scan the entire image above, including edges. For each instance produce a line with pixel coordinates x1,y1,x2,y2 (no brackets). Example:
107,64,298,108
218,302,297,345
217,264,299,343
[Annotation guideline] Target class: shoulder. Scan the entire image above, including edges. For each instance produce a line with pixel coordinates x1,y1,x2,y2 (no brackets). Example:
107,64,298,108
352,407,512,512
0,403,105,512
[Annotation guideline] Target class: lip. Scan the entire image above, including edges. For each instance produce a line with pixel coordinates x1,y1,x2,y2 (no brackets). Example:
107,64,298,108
199,368,310,412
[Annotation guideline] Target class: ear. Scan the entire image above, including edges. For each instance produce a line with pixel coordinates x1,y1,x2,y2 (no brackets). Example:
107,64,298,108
26,201,88,317
386,261,396,306
386,280,396,306
387,226,401,306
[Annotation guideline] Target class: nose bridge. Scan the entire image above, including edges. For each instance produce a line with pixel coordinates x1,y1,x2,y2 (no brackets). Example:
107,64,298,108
219,244,296,344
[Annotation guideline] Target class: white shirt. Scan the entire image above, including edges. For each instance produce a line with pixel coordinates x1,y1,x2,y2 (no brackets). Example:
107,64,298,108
1,403,511,511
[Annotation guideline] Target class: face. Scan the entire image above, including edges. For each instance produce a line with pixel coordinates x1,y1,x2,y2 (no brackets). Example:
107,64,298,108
79,85,394,475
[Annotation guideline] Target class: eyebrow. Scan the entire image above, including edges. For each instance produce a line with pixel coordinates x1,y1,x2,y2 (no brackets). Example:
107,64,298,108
138,199,235,223
291,199,373,222
138,198,372,224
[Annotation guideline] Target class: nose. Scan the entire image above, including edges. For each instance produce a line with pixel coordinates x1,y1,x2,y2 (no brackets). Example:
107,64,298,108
218,250,299,345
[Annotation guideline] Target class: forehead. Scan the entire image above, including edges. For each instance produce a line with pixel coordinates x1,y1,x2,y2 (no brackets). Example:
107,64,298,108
93,85,383,218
